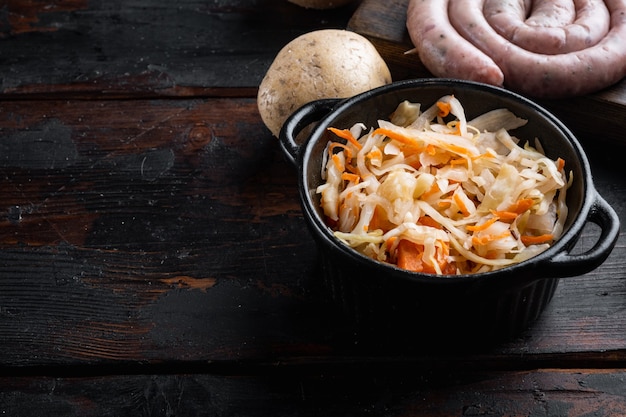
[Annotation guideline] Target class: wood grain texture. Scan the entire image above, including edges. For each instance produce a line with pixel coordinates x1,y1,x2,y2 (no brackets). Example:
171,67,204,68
0,98,329,366
2,370,626,416
0,0,359,97
347,0,626,146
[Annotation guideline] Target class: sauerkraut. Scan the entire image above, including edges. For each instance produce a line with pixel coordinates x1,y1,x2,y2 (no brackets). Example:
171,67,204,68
316,95,572,275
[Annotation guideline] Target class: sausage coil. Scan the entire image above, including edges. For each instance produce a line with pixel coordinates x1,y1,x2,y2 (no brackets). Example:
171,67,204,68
406,0,626,98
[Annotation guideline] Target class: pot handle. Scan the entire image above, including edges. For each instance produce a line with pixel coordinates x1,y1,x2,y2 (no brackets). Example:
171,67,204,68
278,98,341,167
543,192,620,278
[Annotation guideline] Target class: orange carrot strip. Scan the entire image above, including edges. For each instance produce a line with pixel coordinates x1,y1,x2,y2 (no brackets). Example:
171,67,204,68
328,127,362,150
397,239,425,272
328,142,353,161
370,206,392,232
397,239,451,274
466,216,499,232
507,198,534,214
421,182,440,199
489,199,535,222
489,209,518,221
331,154,344,172
341,173,360,183
453,193,470,216
434,240,454,275
385,236,398,249
418,216,442,229
446,143,472,155
557,157,565,171
372,127,421,149
366,148,382,161
484,250,500,260
344,163,358,174
472,231,511,246
521,234,554,245
436,101,451,117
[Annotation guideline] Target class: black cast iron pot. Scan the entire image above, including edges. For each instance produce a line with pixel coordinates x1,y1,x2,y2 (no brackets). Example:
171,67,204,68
279,79,620,344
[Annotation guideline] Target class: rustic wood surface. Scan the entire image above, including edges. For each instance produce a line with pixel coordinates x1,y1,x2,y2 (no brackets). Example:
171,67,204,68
0,0,625,416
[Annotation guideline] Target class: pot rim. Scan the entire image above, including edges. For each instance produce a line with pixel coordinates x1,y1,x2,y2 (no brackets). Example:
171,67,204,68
296,78,598,285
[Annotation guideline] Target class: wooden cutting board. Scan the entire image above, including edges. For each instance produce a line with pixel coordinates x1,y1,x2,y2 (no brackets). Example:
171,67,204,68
347,0,626,147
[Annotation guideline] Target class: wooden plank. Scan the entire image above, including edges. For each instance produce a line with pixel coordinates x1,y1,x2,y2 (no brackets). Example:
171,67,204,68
347,0,429,81
0,97,330,365
0,98,624,368
0,0,359,97
347,0,626,146
1,370,626,416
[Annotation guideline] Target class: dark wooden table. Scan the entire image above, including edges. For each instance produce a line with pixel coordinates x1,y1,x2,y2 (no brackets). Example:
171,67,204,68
1,1,625,415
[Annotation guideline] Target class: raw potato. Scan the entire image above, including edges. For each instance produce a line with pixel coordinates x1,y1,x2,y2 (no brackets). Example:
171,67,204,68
257,29,392,137
288,0,356,9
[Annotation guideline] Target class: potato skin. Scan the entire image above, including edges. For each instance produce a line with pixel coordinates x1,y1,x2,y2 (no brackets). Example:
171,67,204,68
257,29,392,137
288,0,356,9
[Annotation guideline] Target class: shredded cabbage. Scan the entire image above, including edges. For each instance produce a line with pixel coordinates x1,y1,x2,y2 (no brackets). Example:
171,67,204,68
316,95,572,275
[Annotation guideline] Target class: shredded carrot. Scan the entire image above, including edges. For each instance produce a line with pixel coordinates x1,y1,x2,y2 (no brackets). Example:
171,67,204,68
344,163,358,174
366,148,382,161
472,149,497,162
484,250,500,260
453,193,470,216
421,181,440,199
450,157,467,166
372,127,421,149
490,209,518,221
369,205,392,232
405,154,422,170
506,198,534,214
446,143,473,156
418,216,442,229
557,157,565,171
396,239,423,272
396,239,449,274
436,101,451,117
341,172,360,183
329,142,353,162
328,127,362,150
466,216,499,232
331,154,344,172
436,241,454,274
521,234,554,245
472,230,511,246
489,198,534,222
385,236,398,250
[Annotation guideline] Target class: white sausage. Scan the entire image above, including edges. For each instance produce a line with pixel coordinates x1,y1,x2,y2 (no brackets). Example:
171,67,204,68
405,0,504,86
407,0,626,98
448,0,626,97
526,0,576,27
483,0,610,54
